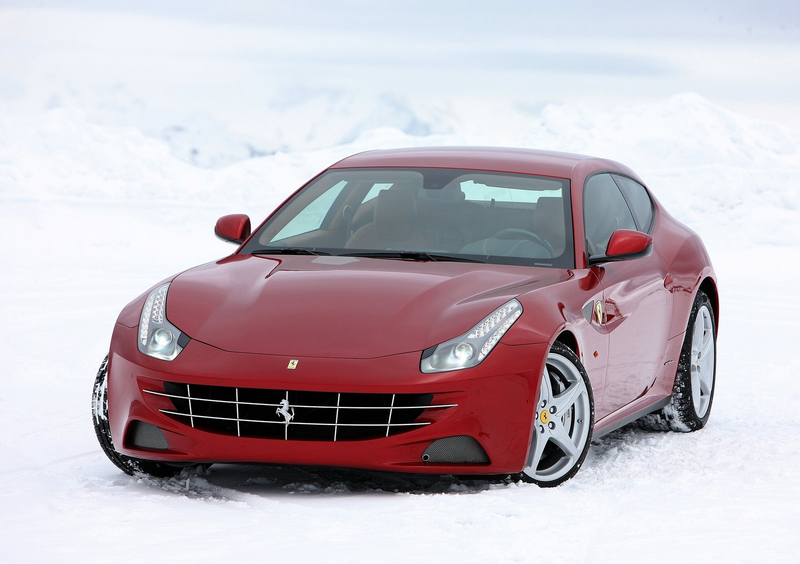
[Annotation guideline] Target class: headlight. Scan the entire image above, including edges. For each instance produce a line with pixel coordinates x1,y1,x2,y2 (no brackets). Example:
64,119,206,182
138,283,186,361
420,299,522,373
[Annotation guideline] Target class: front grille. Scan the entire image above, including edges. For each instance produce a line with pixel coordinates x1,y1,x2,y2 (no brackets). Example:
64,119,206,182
144,383,456,441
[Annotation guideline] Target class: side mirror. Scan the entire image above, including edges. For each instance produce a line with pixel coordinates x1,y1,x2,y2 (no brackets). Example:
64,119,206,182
589,229,652,265
215,214,251,244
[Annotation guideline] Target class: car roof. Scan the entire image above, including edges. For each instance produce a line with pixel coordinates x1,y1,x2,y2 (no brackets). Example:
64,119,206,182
329,146,630,178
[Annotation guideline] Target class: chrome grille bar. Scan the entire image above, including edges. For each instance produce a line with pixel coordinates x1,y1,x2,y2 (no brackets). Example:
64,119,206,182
386,393,395,438
235,387,240,438
187,384,194,428
158,409,432,428
333,392,341,442
145,384,456,442
284,390,289,441
144,389,456,410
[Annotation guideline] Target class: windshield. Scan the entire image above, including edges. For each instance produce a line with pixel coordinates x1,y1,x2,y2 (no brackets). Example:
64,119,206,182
242,168,574,268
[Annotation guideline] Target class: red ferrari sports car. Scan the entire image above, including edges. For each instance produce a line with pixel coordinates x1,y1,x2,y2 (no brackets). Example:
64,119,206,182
92,147,718,487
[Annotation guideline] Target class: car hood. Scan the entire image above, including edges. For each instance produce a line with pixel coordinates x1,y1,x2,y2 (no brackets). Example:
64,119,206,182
166,254,569,358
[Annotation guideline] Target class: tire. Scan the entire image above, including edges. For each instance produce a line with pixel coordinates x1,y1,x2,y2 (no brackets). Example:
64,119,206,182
92,355,184,477
517,341,595,487
638,290,717,432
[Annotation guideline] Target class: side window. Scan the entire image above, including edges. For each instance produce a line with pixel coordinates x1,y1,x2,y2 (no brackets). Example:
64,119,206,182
614,175,654,233
584,173,636,256
273,180,347,241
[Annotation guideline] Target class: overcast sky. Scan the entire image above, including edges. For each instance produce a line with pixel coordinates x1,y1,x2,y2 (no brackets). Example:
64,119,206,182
2,1,798,127
30,0,800,40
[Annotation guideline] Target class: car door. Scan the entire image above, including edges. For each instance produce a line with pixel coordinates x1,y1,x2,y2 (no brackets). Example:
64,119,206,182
583,173,672,419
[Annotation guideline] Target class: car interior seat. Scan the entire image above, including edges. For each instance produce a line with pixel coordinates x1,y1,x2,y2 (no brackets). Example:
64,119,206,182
532,197,566,256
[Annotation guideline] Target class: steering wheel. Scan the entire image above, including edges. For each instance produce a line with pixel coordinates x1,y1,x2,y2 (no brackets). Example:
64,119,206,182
492,228,556,258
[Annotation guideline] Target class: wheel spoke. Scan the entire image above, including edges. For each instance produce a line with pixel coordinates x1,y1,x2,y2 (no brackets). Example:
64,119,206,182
541,368,554,403
691,367,701,405
700,330,714,358
692,319,704,356
550,421,578,459
699,371,713,395
552,380,584,415
528,429,549,471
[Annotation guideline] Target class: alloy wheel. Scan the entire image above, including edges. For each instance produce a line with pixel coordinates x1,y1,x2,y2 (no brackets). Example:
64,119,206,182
523,350,592,484
690,304,715,418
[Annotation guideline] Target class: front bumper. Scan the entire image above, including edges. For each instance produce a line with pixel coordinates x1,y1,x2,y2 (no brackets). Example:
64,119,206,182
107,323,547,475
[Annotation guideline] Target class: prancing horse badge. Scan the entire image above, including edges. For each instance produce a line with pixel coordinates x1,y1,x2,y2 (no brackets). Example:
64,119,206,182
287,359,299,370
594,301,604,324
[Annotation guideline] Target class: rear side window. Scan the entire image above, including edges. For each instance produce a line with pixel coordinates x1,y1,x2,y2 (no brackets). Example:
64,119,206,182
583,173,636,257
613,175,654,233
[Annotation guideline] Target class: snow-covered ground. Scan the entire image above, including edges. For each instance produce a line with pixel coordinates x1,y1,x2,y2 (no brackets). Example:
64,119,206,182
2,5,800,564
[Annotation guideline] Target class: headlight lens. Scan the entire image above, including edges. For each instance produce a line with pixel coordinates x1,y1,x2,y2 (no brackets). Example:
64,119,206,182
138,283,186,361
420,299,522,373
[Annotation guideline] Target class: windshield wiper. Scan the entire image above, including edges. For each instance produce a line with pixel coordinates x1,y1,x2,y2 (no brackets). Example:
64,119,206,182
342,251,486,263
250,247,331,256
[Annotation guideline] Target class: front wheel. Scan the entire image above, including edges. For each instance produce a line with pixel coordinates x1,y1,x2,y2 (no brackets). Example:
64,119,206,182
518,341,595,487
92,355,185,477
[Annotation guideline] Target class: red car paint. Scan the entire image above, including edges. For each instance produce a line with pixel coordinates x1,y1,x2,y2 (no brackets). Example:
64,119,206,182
106,147,718,475
214,214,251,244
605,229,652,257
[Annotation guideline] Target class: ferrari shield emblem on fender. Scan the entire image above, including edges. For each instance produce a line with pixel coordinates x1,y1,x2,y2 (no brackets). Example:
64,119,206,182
287,359,298,370
594,301,604,324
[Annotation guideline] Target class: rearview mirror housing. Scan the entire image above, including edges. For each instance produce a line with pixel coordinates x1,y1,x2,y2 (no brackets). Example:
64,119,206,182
588,229,653,265
215,214,251,244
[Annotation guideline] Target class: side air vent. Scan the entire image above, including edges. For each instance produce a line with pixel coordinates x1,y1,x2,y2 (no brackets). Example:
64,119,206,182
126,420,168,450
421,436,489,464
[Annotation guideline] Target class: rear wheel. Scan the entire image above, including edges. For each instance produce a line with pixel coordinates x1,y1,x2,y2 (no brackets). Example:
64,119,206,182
518,341,594,487
638,290,717,432
92,356,185,477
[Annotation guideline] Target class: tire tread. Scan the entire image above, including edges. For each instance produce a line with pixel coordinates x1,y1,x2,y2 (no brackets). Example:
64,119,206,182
92,355,184,477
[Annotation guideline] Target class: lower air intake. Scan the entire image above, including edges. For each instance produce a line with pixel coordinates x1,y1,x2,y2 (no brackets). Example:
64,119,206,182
422,436,490,464
126,420,168,450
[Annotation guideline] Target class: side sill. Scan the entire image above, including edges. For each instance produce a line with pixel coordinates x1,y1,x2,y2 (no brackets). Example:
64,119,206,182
593,397,670,439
